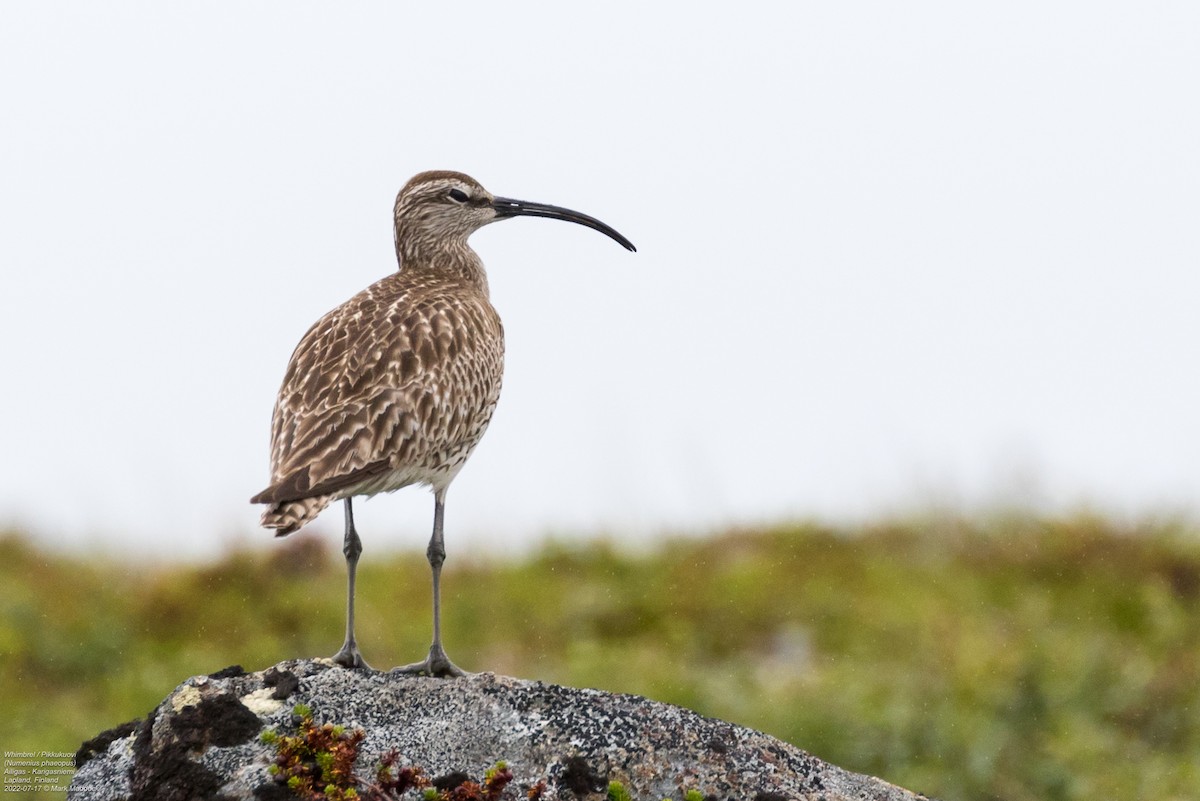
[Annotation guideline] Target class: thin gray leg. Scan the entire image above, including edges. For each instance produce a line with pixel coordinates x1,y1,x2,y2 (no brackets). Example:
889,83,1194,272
395,487,466,677
332,498,371,669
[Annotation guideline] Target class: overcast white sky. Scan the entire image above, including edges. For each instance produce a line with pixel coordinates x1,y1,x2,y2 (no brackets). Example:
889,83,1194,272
1,3,1198,559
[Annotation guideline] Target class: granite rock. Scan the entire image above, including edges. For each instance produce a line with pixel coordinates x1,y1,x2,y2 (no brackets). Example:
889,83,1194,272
70,659,929,801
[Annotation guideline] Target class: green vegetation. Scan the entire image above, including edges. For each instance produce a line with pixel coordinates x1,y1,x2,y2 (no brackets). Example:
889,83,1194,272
263,703,365,800
260,703,518,800
607,780,633,801
1,514,1198,801
608,779,706,801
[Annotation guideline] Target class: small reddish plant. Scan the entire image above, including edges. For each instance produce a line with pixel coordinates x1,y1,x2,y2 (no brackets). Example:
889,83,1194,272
262,704,365,800
369,748,431,798
263,707,528,801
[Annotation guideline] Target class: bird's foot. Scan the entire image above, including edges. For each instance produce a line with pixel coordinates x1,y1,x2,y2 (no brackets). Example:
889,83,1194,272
391,643,468,678
331,640,372,670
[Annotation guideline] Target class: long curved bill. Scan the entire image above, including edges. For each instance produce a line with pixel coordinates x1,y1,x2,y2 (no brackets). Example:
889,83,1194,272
492,196,636,252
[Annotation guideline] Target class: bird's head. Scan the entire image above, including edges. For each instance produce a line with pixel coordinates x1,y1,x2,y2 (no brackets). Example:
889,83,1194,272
393,171,635,264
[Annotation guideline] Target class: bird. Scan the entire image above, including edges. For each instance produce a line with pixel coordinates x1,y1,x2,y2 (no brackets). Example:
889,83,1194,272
250,170,635,676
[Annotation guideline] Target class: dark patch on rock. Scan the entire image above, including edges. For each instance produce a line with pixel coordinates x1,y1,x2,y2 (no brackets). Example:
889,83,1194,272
755,793,790,801
131,710,153,765
174,693,262,748
120,692,262,800
559,754,607,796
252,781,295,800
432,770,473,791
263,667,300,700
209,664,246,679
707,735,729,754
130,736,225,801
75,718,141,767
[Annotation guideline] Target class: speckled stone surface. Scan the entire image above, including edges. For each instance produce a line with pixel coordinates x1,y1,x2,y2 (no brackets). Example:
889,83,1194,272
70,659,929,801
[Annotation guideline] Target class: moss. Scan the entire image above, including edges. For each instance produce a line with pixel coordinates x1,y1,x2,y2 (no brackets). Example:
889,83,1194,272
607,780,633,801
263,705,365,801
262,717,524,801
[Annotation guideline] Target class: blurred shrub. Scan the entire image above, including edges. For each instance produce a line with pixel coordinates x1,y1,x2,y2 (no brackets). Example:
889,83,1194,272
0,515,1196,801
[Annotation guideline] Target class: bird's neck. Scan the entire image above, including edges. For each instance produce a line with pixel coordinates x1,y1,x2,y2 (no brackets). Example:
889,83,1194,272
395,238,490,296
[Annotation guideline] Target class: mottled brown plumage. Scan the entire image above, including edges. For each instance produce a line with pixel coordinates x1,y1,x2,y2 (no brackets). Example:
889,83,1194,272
251,170,634,675
251,267,504,530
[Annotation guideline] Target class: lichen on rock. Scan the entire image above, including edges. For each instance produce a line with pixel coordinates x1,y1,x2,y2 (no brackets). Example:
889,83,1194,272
69,659,930,800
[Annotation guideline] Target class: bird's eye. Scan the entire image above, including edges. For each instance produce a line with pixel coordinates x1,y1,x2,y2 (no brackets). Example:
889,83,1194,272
448,188,469,203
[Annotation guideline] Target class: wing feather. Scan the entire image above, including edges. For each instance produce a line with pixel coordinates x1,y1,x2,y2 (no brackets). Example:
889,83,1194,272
251,271,502,505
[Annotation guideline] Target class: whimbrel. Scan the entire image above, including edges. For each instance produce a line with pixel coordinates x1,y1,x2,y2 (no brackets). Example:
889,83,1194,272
251,171,635,676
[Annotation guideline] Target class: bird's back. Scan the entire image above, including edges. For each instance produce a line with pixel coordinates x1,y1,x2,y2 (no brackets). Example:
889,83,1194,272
252,266,504,533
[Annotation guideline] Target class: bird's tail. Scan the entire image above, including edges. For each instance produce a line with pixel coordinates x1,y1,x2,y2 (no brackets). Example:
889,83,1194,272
259,495,333,537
